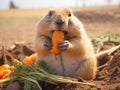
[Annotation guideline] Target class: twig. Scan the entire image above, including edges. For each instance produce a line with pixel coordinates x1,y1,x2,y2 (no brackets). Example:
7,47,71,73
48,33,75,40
98,64,108,69
96,44,120,58
0,78,10,84
55,79,96,86
2,46,7,63
98,56,113,69
96,46,101,53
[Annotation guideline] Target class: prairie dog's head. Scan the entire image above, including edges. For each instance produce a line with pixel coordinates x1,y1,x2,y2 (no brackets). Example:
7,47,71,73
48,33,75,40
48,8,72,31
37,8,83,37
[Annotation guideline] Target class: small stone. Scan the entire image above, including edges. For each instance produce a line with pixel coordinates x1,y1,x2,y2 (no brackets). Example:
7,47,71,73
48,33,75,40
6,82,21,90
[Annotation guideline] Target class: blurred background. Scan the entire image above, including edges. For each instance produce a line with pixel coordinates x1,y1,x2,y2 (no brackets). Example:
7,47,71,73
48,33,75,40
0,0,120,10
0,0,120,48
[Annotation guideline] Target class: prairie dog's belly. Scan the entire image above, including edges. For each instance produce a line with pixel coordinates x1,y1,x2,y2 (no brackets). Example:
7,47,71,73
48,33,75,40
41,52,83,77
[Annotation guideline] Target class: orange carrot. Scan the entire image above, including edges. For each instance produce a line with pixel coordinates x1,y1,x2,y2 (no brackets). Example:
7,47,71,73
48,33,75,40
0,71,4,78
0,64,10,70
13,59,20,63
23,56,33,65
1,70,11,79
29,53,37,61
0,64,15,79
50,30,65,55
8,66,15,70
0,64,15,71
23,53,37,65
0,69,11,79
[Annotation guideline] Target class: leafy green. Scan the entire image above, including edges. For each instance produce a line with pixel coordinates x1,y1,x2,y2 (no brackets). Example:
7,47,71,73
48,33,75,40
91,32,120,47
8,61,95,90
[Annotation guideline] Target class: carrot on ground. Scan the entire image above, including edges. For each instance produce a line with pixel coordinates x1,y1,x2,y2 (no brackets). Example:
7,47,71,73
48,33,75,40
8,66,15,70
13,59,20,63
23,53,38,65
0,64,15,71
0,64,10,70
0,64,15,79
0,71,4,78
1,70,11,79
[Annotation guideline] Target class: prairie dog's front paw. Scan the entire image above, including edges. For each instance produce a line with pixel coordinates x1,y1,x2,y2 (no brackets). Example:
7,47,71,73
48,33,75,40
58,40,70,51
43,39,52,50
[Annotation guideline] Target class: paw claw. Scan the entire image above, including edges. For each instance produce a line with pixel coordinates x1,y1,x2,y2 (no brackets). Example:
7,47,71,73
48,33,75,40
43,40,52,50
58,40,69,51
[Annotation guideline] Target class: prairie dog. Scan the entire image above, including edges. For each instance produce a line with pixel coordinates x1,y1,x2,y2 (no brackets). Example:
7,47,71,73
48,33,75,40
34,8,97,80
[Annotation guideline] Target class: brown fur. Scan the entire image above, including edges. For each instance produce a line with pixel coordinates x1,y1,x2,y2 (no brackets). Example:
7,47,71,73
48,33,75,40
34,8,97,80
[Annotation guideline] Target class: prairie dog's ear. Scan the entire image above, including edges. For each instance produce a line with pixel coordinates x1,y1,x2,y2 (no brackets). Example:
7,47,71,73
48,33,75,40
68,9,72,13
64,8,73,17
47,9,55,16
68,9,73,17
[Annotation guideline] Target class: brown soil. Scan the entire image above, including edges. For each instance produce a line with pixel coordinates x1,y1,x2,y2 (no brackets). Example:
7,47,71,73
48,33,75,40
74,8,120,36
0,42,120,90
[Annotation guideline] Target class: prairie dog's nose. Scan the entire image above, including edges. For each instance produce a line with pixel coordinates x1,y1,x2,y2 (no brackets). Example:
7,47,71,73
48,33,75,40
55,16,64,25
56,19,64,25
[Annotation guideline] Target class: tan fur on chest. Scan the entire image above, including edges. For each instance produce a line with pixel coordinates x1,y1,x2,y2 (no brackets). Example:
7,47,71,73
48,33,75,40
40,53,84,76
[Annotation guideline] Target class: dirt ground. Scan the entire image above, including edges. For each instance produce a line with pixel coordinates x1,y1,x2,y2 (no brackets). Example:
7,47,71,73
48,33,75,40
74,7,120,36
0,6,120,90
0,42,120,90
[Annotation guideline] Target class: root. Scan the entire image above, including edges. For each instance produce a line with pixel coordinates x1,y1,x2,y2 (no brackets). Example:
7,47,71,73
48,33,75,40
2,46,7,63
98,56,113,69
96,44,120,59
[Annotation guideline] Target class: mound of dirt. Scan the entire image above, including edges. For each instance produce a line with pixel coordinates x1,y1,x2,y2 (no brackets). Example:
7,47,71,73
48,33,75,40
0,44,34,66
0,42,120,90
74,8,120,23
94,47,120,90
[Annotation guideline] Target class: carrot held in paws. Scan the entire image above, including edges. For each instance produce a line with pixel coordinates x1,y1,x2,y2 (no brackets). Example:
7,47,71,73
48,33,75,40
50,30,65,55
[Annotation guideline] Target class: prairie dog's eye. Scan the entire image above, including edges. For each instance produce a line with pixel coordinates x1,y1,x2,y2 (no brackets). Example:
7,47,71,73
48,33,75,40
48,11,52,16
68,11,72,17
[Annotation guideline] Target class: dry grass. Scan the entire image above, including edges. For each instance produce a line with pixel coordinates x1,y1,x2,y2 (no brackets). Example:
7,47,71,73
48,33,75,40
0,6,119,48
0,6,118,17
0,9,47,17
